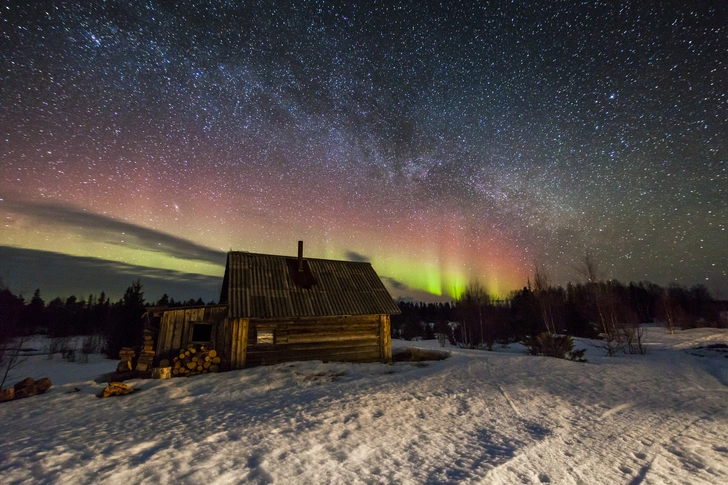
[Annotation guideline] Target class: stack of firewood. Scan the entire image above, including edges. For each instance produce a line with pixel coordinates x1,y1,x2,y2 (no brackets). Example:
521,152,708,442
135,334,155,372
117,348,135,372
171,344,222,377
97,381,136,398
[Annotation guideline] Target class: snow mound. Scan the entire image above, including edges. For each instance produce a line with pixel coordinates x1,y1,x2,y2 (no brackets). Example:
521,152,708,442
1,328,727,484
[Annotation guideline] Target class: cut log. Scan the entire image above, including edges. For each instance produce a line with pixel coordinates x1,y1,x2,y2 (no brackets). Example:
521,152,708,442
151,367,171,379
14,377,35,392
35,377,52,394
186,361,197,370
212,357,221,364
14,386,37,399
208,349,217,358
0,388,14,403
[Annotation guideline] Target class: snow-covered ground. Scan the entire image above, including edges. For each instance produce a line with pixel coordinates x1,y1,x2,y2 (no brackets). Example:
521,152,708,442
1,328,727,484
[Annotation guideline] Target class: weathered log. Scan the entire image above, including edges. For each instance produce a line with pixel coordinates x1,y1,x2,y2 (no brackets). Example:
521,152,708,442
14,386,37,399
35,377,52,394
0,388,14,402
14,377,35,392
285,339,380,351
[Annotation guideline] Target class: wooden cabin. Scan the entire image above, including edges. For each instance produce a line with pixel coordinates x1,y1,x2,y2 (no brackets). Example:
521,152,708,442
155,243,400,369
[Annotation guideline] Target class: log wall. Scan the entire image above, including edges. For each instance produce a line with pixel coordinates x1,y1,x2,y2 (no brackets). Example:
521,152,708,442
157,306,227,363
227,317,249,370
379,314,392,362
244,314,388,367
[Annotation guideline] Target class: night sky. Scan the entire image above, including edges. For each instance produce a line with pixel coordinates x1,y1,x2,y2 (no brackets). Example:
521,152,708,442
1,1,726,302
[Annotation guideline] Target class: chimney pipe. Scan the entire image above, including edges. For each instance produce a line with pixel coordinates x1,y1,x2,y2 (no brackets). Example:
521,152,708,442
297,240,304,272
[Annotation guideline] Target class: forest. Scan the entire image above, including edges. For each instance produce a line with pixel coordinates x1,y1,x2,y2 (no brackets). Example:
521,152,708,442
392,270,725,356
1,267,726,361
0,280,214,359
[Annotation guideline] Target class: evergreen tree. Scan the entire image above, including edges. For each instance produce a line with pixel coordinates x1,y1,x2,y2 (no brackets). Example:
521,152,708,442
23,288,45,335
106,280,146,357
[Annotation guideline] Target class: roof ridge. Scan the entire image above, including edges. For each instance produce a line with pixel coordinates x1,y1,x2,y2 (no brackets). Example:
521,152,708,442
228,251,372,264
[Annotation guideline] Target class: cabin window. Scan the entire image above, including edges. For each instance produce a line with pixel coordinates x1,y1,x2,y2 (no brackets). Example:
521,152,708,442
192,323,212,342
257,327,275,345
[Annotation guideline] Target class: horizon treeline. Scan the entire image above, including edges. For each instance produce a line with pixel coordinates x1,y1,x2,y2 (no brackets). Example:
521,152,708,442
0,279,215,357
1,275,726,359
393,278,727,347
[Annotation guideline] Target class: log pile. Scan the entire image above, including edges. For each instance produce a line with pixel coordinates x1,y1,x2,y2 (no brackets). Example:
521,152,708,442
171,344,222,377
0,377,52,403
117,347,135,373
151,366,172,379
97,381,136,398
135,335,155,372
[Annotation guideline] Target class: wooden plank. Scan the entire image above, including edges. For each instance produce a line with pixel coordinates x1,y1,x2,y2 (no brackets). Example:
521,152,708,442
285,323,379,332
252,344,380,358
240,318,249,368
230,318,249,370
286,333,382,344
163,312,174,355
231,316,239,368
170,310,184,351
219,317,230,363
380,314,392,362
157,313,169,356
179,310,189,349
284,338,380,352
251,315,380,327
250,347,381,363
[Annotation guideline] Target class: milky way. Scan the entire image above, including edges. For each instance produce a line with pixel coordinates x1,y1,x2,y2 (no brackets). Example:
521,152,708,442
1,1,726,301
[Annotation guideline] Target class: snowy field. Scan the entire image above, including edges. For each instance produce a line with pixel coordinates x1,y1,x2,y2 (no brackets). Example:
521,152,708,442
1,328,727,484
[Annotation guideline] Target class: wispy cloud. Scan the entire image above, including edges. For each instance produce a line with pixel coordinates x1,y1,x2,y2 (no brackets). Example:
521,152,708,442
2,199,226,264
381,276,407,290
344,250,370,262
0,246,222,301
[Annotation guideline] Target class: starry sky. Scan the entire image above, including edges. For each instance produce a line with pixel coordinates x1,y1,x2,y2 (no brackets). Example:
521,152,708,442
1,1,726,303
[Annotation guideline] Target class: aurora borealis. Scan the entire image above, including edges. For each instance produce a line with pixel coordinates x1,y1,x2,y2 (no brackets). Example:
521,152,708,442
1,1,726,302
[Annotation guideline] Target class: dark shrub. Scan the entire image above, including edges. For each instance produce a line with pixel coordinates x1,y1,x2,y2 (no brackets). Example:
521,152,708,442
523,332,586,362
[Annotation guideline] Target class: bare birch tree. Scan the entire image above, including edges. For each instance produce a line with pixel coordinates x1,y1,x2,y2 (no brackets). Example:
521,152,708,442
533,264,556,334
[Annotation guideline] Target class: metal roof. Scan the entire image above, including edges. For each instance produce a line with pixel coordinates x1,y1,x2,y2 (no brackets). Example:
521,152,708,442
221,251,401,318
